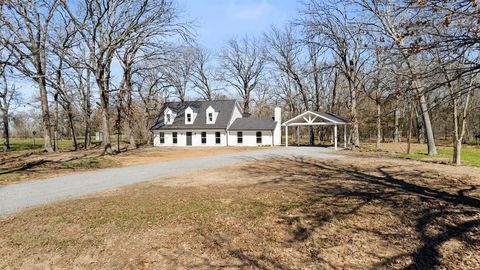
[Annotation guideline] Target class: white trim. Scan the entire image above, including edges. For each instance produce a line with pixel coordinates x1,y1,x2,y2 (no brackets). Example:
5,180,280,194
282,111,340,126
283,122,346,126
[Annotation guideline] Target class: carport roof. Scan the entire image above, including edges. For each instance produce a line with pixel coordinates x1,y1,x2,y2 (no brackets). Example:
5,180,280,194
283,111,350,126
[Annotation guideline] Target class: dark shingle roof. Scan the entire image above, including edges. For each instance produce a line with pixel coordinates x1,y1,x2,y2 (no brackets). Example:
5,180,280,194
229,118,276,131
150,100,238,130
313,111,350,123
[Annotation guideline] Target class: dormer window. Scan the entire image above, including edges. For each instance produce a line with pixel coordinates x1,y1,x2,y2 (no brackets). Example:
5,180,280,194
164,107,175,125
206,106,216,124
185,106,195,124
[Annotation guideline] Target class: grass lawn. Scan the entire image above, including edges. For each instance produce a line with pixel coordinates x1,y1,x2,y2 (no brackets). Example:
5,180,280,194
7,138,101,152
397,145,480,167
1,156,479,269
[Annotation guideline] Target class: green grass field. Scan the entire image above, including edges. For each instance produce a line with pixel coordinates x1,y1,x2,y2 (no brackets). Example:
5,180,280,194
398,146,480,167
6,138,102,152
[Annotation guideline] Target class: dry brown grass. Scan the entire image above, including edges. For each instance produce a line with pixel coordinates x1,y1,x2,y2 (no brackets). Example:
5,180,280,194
0,156,479,269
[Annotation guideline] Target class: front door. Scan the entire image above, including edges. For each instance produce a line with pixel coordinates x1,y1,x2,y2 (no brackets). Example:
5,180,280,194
186,132,192,146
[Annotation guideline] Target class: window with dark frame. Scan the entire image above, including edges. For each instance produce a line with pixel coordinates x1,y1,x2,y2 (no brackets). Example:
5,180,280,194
215,132,221,144
256,131,262,144
159,132,165,144
237,131,243,144
208,112,213,122
201,132,207,144
186,113,191,122
172,132,178,144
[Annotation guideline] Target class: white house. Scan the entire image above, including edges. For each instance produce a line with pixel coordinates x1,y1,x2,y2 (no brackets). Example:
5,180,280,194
150,100,282,147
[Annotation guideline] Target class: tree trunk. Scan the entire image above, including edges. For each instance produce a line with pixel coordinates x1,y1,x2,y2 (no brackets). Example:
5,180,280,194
414,105,425,144
125,70,137,149
243,96,250,114
99,83,113,155
38,75,53,152
407,102,414,154
66,106,78,151
350,90,360,148
1,107,9,151
84,68,92,149
418,93,437,155
376,101,381,151
309,126,314,145
116,104,121,153
53,93,59,151
394,107,400,142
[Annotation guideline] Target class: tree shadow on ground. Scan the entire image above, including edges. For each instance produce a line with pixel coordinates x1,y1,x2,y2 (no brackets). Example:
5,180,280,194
231,157,480,269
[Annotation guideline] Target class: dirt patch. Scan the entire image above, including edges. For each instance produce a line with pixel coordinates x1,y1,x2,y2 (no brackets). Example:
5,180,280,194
0,156,479,269
115,146,259,166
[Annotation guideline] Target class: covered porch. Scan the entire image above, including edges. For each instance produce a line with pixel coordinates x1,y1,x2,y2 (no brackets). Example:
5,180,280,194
282,111,351,150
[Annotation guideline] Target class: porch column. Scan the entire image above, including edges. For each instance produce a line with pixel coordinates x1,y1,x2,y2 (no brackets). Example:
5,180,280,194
285,125,288,147
334,125,338,150
344,125,347,148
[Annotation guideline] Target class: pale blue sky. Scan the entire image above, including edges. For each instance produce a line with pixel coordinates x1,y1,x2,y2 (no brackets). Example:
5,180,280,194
176,0,301,51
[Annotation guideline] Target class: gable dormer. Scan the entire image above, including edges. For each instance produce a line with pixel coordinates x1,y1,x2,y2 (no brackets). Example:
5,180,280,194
185,106,197,124
164,107,176,125
206,105,217,124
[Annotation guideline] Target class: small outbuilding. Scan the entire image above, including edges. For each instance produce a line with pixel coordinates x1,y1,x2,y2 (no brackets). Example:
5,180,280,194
282,111,351,150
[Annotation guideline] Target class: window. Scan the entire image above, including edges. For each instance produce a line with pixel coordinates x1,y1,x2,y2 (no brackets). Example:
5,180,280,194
215,132,221,144
166,114,171,123
159,132,165,144
256,131,262,144
208,112,213,122
237,132,243,144
201,132,207,144
186,113,191,123
172,132,178,144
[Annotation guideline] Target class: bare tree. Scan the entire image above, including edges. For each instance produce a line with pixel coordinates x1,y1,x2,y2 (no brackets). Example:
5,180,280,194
135,65,168,144
0,0,60,152
63,0,183,154
220,36,266,113
301,1,368,148
163,47,196,102
0,65,19,151
349,0,439,155
191,47,218,100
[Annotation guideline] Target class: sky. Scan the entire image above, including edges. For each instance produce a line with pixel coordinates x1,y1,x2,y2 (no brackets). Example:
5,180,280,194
176,0,301,52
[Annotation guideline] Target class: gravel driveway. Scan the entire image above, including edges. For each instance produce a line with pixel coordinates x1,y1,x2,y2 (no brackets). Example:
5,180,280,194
0,147,342,215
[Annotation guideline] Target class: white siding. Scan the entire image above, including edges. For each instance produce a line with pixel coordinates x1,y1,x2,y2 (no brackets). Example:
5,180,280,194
227,104,243,128
227,130,273,146
153,130,227,146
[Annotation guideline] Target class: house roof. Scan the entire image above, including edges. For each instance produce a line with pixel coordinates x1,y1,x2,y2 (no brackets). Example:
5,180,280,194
229,118,276,131
150,100,239,130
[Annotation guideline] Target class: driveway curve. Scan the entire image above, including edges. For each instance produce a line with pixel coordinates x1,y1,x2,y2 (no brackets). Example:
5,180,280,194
0,147,342,215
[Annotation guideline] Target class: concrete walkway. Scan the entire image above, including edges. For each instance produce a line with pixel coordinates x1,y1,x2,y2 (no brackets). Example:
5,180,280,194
0,147,342,215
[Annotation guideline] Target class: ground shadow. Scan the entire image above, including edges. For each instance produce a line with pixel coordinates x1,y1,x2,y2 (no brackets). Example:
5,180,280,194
235,157,480,269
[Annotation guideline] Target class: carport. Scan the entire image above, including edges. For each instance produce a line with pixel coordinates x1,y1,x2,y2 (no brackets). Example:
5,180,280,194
282,111,351,150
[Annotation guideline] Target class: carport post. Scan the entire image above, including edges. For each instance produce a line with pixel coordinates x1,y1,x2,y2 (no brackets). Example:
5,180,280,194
296,126,300,146
334,125,338,150
285,125,288,147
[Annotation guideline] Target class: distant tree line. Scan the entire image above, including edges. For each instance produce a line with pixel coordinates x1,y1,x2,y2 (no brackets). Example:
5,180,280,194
1,0,479,165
